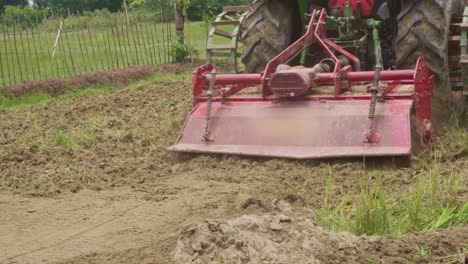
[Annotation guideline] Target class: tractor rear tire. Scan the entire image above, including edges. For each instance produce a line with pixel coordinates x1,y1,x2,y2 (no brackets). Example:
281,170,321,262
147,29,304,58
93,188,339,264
240,0,297,73
395,0,465,118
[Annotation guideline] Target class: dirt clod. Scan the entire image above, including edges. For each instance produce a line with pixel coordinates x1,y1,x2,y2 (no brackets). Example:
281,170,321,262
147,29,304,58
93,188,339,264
174,210,468,264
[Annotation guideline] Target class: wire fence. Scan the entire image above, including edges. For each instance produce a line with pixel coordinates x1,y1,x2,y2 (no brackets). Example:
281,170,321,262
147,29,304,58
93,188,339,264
0,11,205,88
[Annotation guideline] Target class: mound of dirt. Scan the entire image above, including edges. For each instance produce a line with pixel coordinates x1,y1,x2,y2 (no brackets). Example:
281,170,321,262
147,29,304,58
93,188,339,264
174,201,468,264
2,62,197,97
1,59,239,97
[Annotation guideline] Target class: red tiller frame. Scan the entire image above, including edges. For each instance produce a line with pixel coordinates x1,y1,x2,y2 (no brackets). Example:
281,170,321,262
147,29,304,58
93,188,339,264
190,10,435,144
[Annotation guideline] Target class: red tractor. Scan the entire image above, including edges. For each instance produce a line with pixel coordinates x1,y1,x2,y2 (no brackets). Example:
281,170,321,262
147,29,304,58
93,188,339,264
169,0,466,159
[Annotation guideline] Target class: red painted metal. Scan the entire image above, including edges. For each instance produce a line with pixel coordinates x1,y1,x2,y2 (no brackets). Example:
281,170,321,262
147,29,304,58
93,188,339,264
199,70,416,89
194,94,415,103
413,57,434,144
208,73,261,86
170,9,435,159
329,0,373,16
192,64,213,106
168,100,413,159
261,9,320,98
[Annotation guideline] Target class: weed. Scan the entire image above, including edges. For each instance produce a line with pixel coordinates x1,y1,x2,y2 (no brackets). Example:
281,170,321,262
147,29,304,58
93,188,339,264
315,152,468,236
46,129,95,150
354,172,388,236
217,253,224,264
440,115,468,157
443,244,467,264
315,166,352,231
417,245,431,259
323,165,333,210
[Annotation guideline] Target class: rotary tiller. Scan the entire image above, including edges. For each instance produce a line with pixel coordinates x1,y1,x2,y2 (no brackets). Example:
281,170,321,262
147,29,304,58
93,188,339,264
168,9,434,159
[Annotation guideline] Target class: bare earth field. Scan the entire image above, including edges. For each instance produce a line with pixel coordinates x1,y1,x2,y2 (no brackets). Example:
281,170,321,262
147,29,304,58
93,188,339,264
0,64,467,264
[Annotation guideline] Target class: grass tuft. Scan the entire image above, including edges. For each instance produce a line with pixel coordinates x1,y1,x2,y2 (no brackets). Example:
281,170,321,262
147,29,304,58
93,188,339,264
46,129,95,150
354,172,388,235
315,149,468,236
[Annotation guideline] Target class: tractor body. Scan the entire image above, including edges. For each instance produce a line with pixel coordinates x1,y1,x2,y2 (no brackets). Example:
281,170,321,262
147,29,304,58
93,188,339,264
169,1,464,159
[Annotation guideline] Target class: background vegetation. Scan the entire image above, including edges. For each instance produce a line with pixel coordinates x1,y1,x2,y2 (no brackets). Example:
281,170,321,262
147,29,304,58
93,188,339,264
1,0,251,22
0,0,250,86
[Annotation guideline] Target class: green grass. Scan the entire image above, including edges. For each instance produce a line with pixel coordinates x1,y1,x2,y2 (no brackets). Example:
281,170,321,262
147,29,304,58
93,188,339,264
0,87,114,109
45,128,95,150
315,150,468,236
0,18,207,87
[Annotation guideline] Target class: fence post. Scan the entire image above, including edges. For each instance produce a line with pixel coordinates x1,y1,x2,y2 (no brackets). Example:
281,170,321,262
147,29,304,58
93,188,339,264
19,17,34,81
166,13,172,62
63,20,77,75
122,12,134,66
33,15,46,79
129,20,141,65
123,0,130,27
92,27,105,70
52,19,63,57
24,19,39,80
160,8,167,64
52,19,65,77
112,24,123,68
77,11,94,72
186,18,194,63
2,18,12,85
149,19,162,65
86,27,100,70
0,28,4,86
135,22,148,65
104,23,115,69
12,16,24,82
139,22,150,65
111,25,119,69
58,21,71,76
71,13,88,73
30,20,46,80
96,19,110,70
144,22,155,66
118,16,130,66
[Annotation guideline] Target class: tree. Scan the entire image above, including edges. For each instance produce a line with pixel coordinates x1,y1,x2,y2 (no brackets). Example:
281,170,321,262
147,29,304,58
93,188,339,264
186,0,250,20
172,0,189,61
172,0,189,43
32,0,121,13
0,0,28,12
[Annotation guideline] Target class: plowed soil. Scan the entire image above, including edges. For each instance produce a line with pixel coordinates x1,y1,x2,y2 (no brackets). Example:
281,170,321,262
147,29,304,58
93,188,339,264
0,64,466,264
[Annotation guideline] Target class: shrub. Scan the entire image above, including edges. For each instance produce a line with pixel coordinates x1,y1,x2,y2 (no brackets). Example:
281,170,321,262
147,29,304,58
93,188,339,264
171,37,189,62
3,5,48,25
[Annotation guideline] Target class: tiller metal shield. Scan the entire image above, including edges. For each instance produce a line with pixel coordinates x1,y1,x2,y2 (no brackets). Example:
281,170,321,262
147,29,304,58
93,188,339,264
168,10,435,159
169,100,414,159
